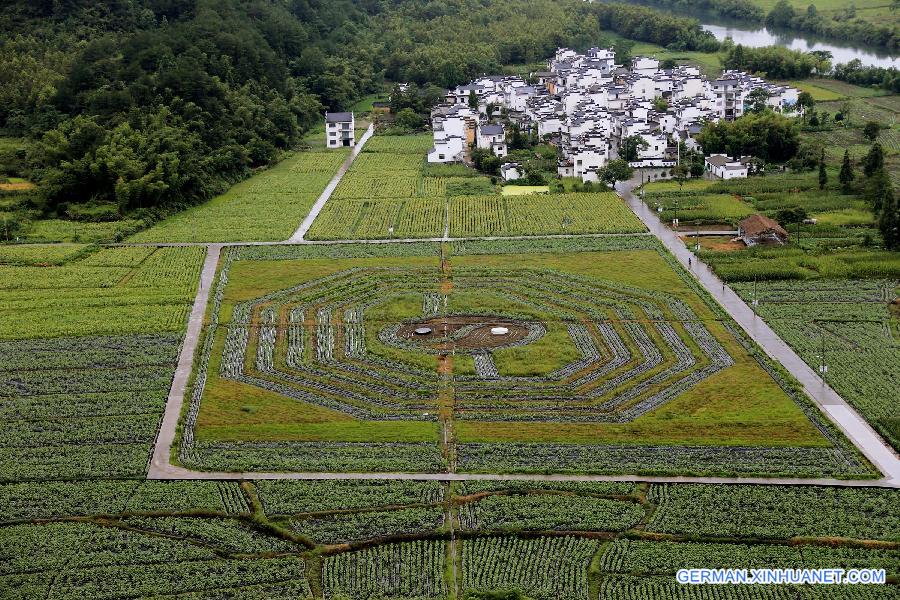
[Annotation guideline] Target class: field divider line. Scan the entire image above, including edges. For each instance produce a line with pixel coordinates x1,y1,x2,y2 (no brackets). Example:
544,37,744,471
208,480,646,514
287,123,375,243
148,243,222,479
616,178,900,485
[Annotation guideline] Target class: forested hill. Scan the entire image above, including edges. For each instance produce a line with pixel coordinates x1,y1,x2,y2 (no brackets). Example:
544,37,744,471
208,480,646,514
0,0,717,217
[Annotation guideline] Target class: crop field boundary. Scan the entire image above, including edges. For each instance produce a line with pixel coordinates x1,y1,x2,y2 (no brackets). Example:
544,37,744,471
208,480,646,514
144,236,900,487
133,154,899,487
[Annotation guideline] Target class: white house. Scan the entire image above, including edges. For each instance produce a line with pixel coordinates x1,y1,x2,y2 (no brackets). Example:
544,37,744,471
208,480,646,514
325,112,355,148
631,56,660,76
428,105,477,163
500,162,522,181
705,154,749,179
477,123,507,157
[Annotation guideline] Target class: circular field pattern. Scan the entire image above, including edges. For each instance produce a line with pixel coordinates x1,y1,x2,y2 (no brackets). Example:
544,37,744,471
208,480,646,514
215,265,736,424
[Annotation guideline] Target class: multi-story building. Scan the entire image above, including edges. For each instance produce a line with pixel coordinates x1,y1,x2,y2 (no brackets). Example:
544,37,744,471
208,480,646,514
325,112,355,148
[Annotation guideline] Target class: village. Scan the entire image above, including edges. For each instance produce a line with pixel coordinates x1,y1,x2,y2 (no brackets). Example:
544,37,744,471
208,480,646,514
426,47,800,184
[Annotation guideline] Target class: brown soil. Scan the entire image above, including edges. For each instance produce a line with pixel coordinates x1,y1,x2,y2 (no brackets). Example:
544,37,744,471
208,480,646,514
398,315,530,350
697,236,745,252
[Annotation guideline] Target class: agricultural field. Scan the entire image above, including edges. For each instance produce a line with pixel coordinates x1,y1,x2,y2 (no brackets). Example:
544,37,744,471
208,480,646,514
308,134,642,240
1,479,897,599
786,79,889,102
176,238,870,478
130,149,349,243
647,169,888,246
307,197,446,240
449,192,645,237
729,279,900,452
0,244,205,480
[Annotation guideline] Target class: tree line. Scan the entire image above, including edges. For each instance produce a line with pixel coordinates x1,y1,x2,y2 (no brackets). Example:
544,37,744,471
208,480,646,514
616,0,899,53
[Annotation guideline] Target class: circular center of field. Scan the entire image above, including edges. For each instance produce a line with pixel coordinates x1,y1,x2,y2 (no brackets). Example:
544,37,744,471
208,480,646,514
396,315,534,351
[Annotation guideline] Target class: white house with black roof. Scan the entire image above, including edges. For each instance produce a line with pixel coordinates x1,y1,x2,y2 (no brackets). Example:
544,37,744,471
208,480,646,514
477,123,507,157
325,111,355,148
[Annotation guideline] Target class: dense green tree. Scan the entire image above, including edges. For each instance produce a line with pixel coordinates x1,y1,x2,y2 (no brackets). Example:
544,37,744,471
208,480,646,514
865,167,893,211
747,88,770,113
776,206,808,225
839,149,855,193
394,108,424,131
620,136,649,162
797,91,815,114
863,142,885,177
818,148,827,190
696,112,800,163
766,0,796,28
879,184,900,249
863,121,884,141
599,159,633,188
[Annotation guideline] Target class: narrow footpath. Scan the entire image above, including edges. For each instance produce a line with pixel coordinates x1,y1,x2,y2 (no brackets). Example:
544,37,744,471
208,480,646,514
288,123,374,243
617,179,900,485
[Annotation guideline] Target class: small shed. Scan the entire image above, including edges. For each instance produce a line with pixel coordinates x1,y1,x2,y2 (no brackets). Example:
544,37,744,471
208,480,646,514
705,153,749,179
500,162,522,182
738,214,788,247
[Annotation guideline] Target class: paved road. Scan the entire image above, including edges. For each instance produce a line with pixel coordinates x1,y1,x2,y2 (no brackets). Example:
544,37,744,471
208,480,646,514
145,176,899,488
118,231,652,248
618,179,900,486
149,464,897,487
288,124,374,242
148,244,222,479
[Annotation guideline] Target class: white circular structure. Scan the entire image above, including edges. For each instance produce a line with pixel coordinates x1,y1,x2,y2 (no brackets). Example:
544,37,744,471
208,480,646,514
414,327,432,335
490,326,509,336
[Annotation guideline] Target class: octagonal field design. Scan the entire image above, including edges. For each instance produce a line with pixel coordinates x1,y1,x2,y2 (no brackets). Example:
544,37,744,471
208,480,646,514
214,265,734,424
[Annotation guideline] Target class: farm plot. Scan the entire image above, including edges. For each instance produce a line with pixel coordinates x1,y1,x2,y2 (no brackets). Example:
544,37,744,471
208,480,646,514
306,197,445,240
129,149,348,242
730,279,900,452
0,243,87,265
449,192,645,236
643,193,754,224
363,133,433,154
0,244,204,480
0,245,203,339
178,241,865,478
256,479,443,515
646,483,900,540
597,538,900,576
460,536,598,600
2,479,899,599
322,540,447,600
289,506,445,544
457,492,644,532
0,521,312,598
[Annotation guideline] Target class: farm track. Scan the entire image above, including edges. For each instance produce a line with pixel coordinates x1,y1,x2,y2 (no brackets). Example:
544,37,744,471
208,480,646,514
144,166,900,488
288,123,375,243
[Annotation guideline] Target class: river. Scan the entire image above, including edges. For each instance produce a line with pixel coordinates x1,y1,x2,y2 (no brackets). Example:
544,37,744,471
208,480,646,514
700,22,898,69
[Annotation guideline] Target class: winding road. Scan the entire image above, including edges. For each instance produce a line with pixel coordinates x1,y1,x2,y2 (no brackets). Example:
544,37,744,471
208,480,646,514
146,150,900,488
